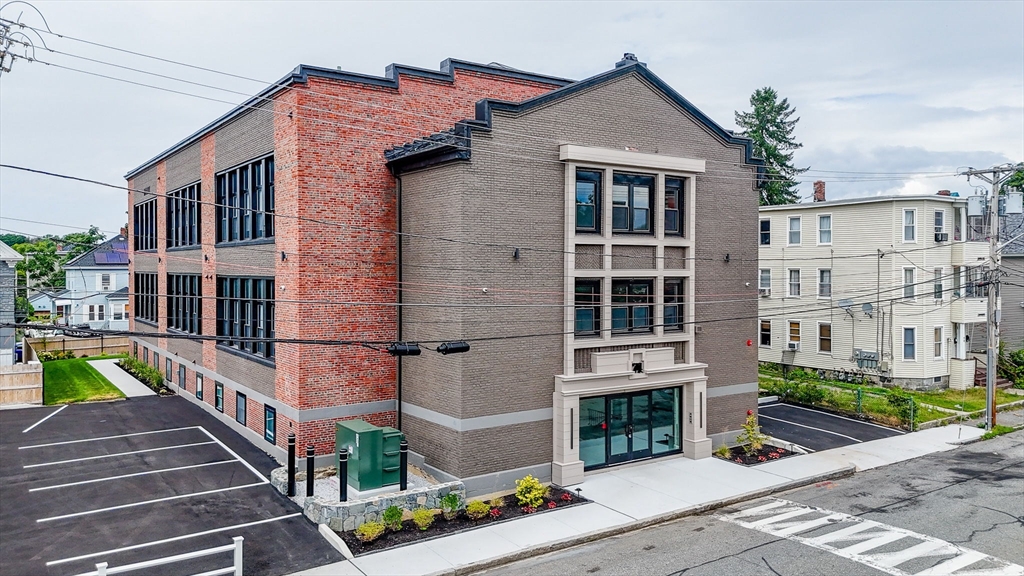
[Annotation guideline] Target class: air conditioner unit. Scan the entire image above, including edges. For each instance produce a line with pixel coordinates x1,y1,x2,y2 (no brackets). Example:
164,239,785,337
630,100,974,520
787,342,800,351
759,288,771,297
934,232,948,242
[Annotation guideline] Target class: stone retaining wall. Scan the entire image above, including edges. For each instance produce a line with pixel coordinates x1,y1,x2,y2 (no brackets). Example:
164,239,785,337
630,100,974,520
270,466,466,532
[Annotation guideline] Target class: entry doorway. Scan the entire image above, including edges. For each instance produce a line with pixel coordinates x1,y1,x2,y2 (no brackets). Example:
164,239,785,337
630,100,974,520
580,387,681,470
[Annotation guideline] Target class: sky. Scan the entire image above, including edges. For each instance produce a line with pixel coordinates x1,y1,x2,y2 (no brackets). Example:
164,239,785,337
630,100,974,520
0,1,1021,239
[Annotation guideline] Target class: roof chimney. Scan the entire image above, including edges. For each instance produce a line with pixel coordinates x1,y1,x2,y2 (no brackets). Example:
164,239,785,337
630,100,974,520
937,190,951,196
813,180,826,202
615,53,645,68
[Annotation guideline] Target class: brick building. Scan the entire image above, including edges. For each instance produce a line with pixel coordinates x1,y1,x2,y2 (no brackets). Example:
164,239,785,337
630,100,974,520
127,55,761,493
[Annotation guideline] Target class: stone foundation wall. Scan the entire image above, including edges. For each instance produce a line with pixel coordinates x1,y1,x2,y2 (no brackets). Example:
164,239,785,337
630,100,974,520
270,466,465,531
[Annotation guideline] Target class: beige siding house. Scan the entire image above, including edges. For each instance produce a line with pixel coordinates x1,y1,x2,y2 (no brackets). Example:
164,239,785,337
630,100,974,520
758,192,989,390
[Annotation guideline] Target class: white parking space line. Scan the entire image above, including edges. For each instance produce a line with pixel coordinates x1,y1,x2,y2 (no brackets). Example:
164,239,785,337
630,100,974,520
45,513,303,566
19,426,199,449
759,414,864,443
761,403,906,434
23,441,217,468
37,482,268,523
29,460,239,492
21,405,67,434
196,426,268,483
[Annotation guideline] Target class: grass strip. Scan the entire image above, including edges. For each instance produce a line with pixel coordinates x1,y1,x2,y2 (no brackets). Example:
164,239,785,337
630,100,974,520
43,358,126,405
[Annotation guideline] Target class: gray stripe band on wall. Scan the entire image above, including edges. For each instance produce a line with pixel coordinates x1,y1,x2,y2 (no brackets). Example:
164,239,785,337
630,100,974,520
707,382,758,398
401,403,553,432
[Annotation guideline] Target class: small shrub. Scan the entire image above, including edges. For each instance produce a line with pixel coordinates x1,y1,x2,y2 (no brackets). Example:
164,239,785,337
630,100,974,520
412,508,434,531
736,410,769,456
547,501,557,509
466,500,490,520
489,507,501,518
439,492,462,521
515,475,546,508
560,492,573,502
885,388,915,420
354,521,385,543
489,496,505,508
713,444,732,459
521,505,537,514
382,505,403,532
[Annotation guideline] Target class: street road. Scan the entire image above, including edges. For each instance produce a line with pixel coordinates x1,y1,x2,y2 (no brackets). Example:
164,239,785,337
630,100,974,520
476,430,1024,576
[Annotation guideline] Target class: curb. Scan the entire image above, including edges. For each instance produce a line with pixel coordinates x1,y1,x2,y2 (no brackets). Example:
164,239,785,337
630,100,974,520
950,425,1024,445
427,465,856,576
318,523,354,560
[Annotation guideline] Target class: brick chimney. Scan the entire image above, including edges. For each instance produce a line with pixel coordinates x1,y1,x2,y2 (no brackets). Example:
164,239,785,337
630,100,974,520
937,190,951,196
813,180,826,202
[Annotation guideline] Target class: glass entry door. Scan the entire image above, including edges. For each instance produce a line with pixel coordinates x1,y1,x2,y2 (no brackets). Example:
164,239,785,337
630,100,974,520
607,392,653,465
580,387,681,470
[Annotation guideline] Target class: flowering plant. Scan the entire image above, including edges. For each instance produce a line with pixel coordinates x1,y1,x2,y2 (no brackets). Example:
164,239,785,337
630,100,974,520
489,508,501,518
547,501,557,509
560,492,573,502
521,506,537,514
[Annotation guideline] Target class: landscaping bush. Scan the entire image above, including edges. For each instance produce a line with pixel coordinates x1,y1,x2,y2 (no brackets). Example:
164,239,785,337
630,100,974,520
354,521,385,543
792,382,826,406
382,505,403,532
439,492,462,521
489,496,505,508
713,444,732,459
116,356,165,391
787,368,819,382
37,350,77,361
736,410,769,455
465,500,490,520
885,388,915,421
514,475,546,508
412,508,434,531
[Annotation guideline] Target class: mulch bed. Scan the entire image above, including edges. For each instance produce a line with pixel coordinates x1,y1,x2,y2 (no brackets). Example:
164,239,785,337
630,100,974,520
714,444,797,466
338,486,589,555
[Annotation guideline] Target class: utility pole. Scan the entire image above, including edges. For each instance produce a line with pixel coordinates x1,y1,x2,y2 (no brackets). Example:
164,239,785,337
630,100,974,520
960,163,1022,431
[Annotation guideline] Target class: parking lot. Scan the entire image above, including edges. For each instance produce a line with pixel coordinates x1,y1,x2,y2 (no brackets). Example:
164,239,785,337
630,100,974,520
0,396,342,576
758,401,904,452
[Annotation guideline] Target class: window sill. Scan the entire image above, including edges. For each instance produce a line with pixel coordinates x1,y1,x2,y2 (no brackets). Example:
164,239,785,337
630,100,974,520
134,318,158,328
134,249,158,255
216,343,276,368
167,327,201,337
167,245,202,253
215,237,276,249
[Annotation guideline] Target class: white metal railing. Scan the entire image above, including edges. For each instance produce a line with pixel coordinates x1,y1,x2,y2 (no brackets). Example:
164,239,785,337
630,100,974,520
76,536,242,576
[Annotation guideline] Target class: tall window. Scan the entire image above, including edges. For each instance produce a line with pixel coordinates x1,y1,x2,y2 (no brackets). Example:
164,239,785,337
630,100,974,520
818,214,832,244
664,278,685,330
134,273,158,324
165,358,172,382
167,183,201,248
934,268,943,299
99,273,112,291
216,156,274,243
788,216,801,245
88,305,104,322
264,406,276,443
574,279,601,335
904,209,916,242
788,269,801,297
178,365,186,392
113,303,124,321
611,173,653,233
903,327,916,360
934,326,943,358
196,373,204,400
215,382,224,412
760,219,771,245
819,323,832,353
236,392,247,425
934,210,945,235
133,198,157,251
575,170,601,232
759,269,772,292
167,274,202,334
789,321,801,344
904,268,916,299
217,277,275,359
818,269,832,298
665,177,685,236
611,279,653,332
759,319,771,347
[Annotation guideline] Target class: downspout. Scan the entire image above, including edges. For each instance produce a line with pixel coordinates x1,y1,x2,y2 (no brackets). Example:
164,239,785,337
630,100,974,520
395,174,404,430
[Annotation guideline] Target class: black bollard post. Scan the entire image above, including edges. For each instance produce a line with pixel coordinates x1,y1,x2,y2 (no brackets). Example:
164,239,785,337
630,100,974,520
287,433,296,497
399,439,409,491
306,445,315,498
338,447,348,502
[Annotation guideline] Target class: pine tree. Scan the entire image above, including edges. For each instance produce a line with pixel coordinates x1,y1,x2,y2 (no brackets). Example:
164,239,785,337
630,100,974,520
735,87,808,205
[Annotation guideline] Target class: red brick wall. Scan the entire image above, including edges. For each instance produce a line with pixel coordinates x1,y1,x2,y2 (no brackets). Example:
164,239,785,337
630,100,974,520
200,133,218,372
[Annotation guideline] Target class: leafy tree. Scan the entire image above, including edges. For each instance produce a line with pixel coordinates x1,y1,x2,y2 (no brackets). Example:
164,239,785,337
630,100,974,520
61,226,106,261
735,87,808,205
13,239,64,291
15,296,33,323
0,233,27,246
1005,168,1024,193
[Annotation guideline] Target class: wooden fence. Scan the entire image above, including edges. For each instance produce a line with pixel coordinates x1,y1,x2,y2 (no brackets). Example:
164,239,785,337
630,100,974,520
25,336,129,361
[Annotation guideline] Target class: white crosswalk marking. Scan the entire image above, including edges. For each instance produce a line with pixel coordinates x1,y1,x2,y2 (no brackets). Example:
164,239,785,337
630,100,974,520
718,498,1024,576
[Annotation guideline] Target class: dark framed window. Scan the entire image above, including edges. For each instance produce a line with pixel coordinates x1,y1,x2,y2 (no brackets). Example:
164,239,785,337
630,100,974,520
215,382,224,412
216,156,274,243
760,319,771,347
575,170,602,232
134,273,158,323
611,173,653,233
819,323,832,353
611,279,653,333
167,274,202,334
165,358,172,382
179,365,186,392
153,352,160,370
143,347,149,363
760,219,771,245
574,279,601,335
133,341,138,358
236,392,247,425
217,277,275,359
665,177,685,236
196,373,204,400
167,183,201,248
133,198,157,251
264,406,276,443
664,278,685,330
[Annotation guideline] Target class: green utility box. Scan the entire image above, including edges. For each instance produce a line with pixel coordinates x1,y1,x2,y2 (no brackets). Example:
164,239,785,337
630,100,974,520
336,420,405,491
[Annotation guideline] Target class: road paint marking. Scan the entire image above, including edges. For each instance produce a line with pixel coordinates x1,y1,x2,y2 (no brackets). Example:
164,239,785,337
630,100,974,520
29,460,238,492
758,414,864,443
196,425,268,483
21,405,67,434
762,403,906,434
20,426,198,449
719,498,1024,576
23,441,216,468
37,481,268,523
46,513,302,566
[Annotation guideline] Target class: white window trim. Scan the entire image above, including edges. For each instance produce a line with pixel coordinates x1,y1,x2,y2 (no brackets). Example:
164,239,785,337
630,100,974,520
787,216,802,246
817,321,832,354
817,213,833,246
934,209,945,235
933,325,944,359
787,268,802,298
759,268,772,290
817,268,832,300
759,318,772,349
788,320,801,344
903,266,917,301
934,267,945,301
903,208,917,243
760,218,771,246
902,326,917,362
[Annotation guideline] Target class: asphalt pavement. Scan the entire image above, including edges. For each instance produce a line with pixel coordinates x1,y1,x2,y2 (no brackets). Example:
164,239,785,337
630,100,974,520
758,402,904,452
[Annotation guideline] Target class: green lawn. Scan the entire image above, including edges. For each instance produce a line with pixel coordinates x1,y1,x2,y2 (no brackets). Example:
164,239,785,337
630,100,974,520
910,388,1020,412
43,358,126,405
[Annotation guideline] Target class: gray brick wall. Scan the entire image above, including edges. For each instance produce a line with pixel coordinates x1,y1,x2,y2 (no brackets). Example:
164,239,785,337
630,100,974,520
217,348,275,399
165,141,202,192
165,248,202,273
215,102,274,172
167,338,203,365
216,245,276,275
132,167,158,205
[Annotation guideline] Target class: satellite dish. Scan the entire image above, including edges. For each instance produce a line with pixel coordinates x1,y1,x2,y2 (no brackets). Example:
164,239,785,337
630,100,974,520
838,299,854,311
862,303,874,317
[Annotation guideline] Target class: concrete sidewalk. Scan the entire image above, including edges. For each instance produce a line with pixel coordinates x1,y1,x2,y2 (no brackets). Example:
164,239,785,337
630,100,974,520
288,424,986,576
87,359,156,397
